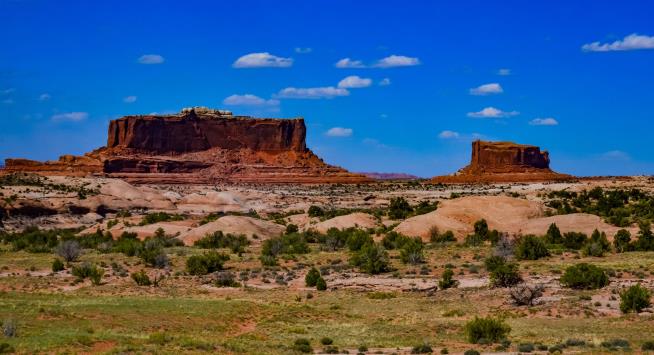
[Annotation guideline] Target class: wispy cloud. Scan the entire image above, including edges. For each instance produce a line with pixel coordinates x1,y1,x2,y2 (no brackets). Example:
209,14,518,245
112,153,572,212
379,78,391,86
137,54,165,64
529,117,558,126
326,127,353,137
438,130,460,139
337,75,372,89
223,94,280,107
469,83,503,96
123,95,137,103
275,86,349,99
2,98,14,104
295,47,312,54
467,106,519,118
362,138,389,148
497,68,511,76
1,88,15,95
582,33,654,52
233,52,293,68
51,112,88,122
39,93,51,101
335,58,366,68
600,150,630,161
373,55,420,68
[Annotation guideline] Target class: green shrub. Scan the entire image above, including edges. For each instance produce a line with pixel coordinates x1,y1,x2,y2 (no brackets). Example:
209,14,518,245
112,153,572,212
285,224,299,234
388,197,413,219
463,350,479,355
261,233,309,257
464,316,511,344
515,235,550,260
613,229,632,253
350,243,390,274
308,205,324,217
293,338,312,353
346,229,374,251
544,223,562,244
381,231,411,250
642,341,654,351
52,258,65,272
439,268,458,289
562,232,588,250
131,270,152,286
489,260,522,288
431,229,456,243
619,284,651,313
0,343,15,353
194,231,250,255
72,262,104,285
305,267,321,287
581,229,611,257
518,343,535,353
139,212,185,225
411,343,433,354
316,276,327,291
560,263,609,289
601,339,630,350
215,271,240,287
320,337,333,345
484,255,506,273
635,222,654,251
186,252,229,275
399,237,425,264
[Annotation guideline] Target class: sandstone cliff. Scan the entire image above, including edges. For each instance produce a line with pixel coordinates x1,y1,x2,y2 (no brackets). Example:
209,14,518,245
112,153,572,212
4,107,370,184
432,140,572,183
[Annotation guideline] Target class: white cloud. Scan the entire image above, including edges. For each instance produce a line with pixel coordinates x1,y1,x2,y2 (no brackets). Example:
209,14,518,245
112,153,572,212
39,93,51,101
138,54,165,64
438,130,460,139
582,33,654,52
335,58,366,68
51,112,88,122
123,95,137,103
600,150,630,160
467,107,519,118
337,75,372,89
223,94,280,107
469,83,503,96
373,55,420,68
233,52,293,68
529,117,558,126
326,127,353,137
1,88,15,95
275,86,349,99
497,68,511,76
379,78,391,86
2,99,13,104
380,113,388,118
295,47,312,54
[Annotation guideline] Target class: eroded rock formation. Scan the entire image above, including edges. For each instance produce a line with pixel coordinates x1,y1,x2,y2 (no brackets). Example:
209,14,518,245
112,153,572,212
432,140,573,183
4,107,370,184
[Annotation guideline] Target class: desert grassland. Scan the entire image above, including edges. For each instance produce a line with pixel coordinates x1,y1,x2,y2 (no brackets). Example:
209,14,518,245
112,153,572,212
1,241,653,354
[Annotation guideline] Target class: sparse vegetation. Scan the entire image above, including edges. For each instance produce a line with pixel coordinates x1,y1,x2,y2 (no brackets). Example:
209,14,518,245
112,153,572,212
619,284,651,313
464,316,511,344
560,263,609,289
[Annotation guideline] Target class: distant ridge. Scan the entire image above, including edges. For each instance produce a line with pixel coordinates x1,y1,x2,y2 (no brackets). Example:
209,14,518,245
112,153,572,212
359,172,420,180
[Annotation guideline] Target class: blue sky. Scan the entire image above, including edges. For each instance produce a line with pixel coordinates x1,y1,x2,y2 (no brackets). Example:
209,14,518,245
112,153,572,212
1,0,653,177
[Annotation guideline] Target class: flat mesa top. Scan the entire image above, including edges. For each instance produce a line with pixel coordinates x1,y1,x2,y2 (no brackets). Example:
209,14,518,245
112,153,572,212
118,107,303,122
476,140,540,149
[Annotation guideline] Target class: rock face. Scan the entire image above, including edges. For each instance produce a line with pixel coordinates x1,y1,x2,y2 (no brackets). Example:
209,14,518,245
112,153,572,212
432,140,572,183
4,107,370,184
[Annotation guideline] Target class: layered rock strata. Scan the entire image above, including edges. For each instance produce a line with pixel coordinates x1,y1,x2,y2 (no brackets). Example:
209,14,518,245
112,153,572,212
4,107,370,184
432,140,573,183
